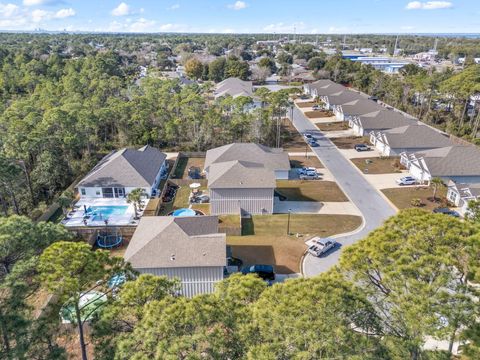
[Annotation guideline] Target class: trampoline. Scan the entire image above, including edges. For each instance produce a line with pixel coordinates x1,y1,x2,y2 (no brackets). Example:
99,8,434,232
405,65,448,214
96,232,123,248
171,208,196,217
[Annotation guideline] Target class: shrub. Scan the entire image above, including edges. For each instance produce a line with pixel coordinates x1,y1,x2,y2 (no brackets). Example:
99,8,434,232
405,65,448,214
411,198,422,207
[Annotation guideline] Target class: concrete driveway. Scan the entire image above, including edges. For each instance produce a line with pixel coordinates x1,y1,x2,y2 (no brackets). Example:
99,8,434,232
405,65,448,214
289,106,397,276
273,198,361,216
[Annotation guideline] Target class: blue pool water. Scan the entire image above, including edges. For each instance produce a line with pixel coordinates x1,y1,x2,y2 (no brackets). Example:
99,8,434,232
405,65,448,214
172,208,196,217
87,206,128,218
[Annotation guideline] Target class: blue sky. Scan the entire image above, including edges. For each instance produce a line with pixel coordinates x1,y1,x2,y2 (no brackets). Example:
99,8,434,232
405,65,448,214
0,0,478,33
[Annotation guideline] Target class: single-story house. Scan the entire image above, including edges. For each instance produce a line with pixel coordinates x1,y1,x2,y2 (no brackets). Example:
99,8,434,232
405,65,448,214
124,216,226,297
349,109,417,136
204,143,291,180
447,181,480,216
400,145,480,184
204,143,290,215
322,90,366,111
208,160,276,215
77,145,167,199
303,80,346,98
333,98,384,121
370,124,452,157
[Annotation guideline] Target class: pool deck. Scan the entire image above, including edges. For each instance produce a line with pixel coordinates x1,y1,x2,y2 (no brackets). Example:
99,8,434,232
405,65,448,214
62,197,142,227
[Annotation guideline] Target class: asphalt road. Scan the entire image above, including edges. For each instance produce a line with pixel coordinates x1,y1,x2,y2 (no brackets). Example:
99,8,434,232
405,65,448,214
289,106,397,276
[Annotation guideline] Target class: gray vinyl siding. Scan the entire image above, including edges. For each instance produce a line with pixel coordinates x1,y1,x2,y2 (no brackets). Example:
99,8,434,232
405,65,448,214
136,266,224,297
210,188,274,215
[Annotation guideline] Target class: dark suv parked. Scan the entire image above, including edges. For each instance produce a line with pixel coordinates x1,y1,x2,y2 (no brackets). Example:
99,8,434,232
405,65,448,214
241,265,275,281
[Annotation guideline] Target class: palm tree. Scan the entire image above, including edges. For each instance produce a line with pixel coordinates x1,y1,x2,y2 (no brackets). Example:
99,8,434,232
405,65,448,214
127,188,146,220
430,177,444,201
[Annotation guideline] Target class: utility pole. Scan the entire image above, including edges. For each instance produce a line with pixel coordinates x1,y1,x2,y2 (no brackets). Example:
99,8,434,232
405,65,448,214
393,34,399,56
287,208,292,235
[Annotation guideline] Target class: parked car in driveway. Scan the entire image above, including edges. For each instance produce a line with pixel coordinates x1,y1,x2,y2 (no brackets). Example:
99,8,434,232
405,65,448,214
307,238,337,257
296,167,316,175
433,208,460,217
241,265,275,281
354,144,370,152
303,133,313,140
312,104,321,110
300,171,320,180
396,176,417,186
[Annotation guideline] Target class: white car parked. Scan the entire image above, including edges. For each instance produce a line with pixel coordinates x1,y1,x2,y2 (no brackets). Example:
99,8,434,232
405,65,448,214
307,238,337,257
396,176,417,186
296,167,316,175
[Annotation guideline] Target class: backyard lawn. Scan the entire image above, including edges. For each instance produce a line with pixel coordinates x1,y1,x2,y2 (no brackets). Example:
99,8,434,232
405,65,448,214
330,136,370,149
350,157,405,174
227,214,362,273
276,180,348,202
382,185,448,211
316,121,350,131
290,155,324,169
172,156,205,179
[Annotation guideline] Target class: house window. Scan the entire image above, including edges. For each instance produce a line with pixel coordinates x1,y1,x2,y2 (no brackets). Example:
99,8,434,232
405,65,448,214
81,188,86,196
447,191,458,204
114,187,125,198
102,188,114,198
96,190,101,196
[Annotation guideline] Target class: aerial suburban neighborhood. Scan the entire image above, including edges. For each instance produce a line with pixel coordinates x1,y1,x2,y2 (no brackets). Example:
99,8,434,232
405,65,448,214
1,0,480,359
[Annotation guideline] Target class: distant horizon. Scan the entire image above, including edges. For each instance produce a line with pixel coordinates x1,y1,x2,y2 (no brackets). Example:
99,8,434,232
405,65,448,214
0,1,478,34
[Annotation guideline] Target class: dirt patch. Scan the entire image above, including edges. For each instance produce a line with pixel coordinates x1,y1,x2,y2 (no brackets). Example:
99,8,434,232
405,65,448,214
330,136,370,149
172,156,205,179
296,101,317,108
350,157,405,174
290,156,324,169
382,185,448,211
281,121,308,152
305,110,334,118
276,180,348,202
316,121,350,131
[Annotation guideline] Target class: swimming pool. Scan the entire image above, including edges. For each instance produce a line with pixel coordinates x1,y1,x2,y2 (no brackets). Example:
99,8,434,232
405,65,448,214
87,205,129,218
171,208,196,217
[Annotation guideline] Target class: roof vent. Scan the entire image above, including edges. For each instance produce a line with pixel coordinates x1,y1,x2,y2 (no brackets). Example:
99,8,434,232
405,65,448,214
170,254,175,261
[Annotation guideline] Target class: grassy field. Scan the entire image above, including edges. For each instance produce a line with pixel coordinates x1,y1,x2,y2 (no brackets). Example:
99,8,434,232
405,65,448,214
227,214,362,273
290,156,324,169
350,157,404,174
281,121,307,152
330,136,370,149
276,180,348,202
316,121,350,131
382,185,448,211
191,203,210,215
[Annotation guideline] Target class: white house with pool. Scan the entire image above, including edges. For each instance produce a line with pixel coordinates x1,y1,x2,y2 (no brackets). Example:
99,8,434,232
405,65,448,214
63,145,167,227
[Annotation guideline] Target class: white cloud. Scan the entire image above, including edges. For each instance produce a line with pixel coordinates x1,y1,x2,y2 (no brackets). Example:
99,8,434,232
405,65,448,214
54,8,75,18
23,0,63,6
0,3,19,18
228,1,247,10
401,25,415,30
112,2,131,16
327,26,349,33
31,9,49,22
406,1,453,10
168,4,180,10
263,22,305,33
129,17,155,32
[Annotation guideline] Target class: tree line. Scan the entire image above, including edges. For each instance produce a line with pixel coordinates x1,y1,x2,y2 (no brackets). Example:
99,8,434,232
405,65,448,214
1,209,479,359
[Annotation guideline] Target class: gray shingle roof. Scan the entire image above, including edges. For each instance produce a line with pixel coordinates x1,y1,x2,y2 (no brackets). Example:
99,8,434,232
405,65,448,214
355,110,417,130
415,146,480,176
204,143,290,172
215,77,253,99
326,90,366,105
307,80,346,96
208,160,276,189
124,216,226,269
339,99,384,116
77,145,167,188
381,125,452,148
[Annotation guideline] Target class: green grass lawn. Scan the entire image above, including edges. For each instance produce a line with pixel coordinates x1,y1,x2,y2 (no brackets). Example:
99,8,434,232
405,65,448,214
382,185,448,211
227,214,362,273
276,180,348,202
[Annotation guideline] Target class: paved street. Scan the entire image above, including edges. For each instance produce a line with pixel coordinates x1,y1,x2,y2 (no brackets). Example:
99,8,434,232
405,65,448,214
289,106,397,276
